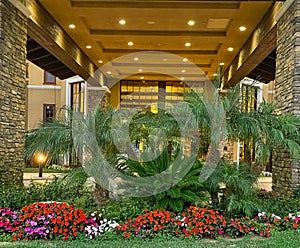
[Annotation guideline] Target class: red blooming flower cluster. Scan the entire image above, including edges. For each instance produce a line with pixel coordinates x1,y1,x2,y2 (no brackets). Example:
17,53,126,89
116,209,178,239
116,206,228,239
175,206,227,238
11,202,86,241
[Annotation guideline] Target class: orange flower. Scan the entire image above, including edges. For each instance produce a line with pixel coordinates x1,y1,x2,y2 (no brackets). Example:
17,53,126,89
123,233,131,238
293,223,298,229
154,225,158,232
12,235,17,241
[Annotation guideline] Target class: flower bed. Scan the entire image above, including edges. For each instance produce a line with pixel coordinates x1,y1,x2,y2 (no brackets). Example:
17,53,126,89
1,203,300,242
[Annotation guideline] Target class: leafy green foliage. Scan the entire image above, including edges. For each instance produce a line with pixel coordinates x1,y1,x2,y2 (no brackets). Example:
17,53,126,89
125,149,205,212
259,188,300,217
206,160,261,217
99,198,155,223
0,175,97,212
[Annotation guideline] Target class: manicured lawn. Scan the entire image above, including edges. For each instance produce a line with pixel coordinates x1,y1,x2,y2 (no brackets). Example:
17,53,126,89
1,231,300,248
24,168,68,174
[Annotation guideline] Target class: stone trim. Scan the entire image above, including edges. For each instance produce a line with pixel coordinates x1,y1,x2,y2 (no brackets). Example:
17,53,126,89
27,85,61,90
275,0,294,22
8,0,31,17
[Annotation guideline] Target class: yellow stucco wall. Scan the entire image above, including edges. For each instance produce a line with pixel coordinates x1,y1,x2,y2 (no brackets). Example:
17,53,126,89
26,62,67,130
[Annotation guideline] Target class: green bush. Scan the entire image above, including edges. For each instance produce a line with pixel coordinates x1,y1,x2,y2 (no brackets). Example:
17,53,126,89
0,176,97,212
259,189,300,217
99,198,155,223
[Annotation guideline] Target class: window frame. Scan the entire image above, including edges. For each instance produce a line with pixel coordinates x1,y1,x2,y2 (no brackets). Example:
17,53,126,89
44,71,56,85
43,104,56,122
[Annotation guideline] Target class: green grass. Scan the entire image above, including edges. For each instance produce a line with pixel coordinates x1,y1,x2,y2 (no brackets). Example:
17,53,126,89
1,231,300,248
24,168,68,173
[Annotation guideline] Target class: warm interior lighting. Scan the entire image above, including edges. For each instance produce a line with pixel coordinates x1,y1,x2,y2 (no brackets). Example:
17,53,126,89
119,19,126,25
128,41,134,46
134,57,139,61
182,58,188,62
185,42,191,47
86,45,92,49
228,47,234,52
188,20,195,26
239,26,247,31
107,71,112,75
68,24,76,29
219,62,225,66
98,60,103,64
140,76,144,79
138,69,143,72
181,69,186,73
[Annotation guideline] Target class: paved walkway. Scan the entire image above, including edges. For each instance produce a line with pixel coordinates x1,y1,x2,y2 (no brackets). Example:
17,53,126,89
23,173,273,191
23,172,66,186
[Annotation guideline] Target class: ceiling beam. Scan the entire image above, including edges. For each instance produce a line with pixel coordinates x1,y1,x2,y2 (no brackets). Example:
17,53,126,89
103,49,217,55
27,0,98,82
71,1,240,9
90,29,226,37
111,62,211,68
223,3,279,86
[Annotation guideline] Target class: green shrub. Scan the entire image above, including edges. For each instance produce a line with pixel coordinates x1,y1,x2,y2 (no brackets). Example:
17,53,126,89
259,188,300,217
0,176,97,212
99,198,155,223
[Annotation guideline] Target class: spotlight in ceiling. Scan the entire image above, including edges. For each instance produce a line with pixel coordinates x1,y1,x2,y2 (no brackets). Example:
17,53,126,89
119,19,126,25
239,26,247,31
188,20,195,26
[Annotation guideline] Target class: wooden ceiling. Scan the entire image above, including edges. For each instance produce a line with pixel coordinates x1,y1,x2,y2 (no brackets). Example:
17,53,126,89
36,0,277,82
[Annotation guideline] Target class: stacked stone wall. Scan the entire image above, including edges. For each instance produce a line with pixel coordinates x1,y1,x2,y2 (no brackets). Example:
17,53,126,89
274,0,300,197
0,0,27,186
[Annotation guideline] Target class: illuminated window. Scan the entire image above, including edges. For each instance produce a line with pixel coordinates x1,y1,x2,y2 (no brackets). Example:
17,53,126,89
44,71,56,84
71,82,85,112
43,104,55,122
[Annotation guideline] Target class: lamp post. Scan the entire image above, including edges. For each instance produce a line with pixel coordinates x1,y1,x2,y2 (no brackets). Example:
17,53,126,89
37,153,46,178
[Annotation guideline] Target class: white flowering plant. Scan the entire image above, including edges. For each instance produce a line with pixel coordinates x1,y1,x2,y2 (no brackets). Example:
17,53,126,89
85,211,118,239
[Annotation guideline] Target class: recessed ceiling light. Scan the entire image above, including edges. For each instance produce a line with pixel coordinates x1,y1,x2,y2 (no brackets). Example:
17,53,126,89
182,58,188,62
128,41,134,46
181,69,186,73
68,24,76,29
138,69,143,72
181,77,185,81
214,73,218,77
188,20,195,26
134,57,139,61
119,19,126,25
239,26,247,31
98,60,103,64
107,71,112,75
140,76,144,79
185,42,191,47
163,58,168,61
228,47,234,52
219,62,225,66
86,45,92,49
147,21,155,25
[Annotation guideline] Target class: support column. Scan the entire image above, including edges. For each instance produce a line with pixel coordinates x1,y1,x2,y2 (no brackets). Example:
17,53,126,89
0,0,29,187
273,0,300,197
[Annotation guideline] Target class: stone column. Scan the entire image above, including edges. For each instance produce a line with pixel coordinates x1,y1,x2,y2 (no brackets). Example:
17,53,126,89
0,0,29,187
273,0,300,197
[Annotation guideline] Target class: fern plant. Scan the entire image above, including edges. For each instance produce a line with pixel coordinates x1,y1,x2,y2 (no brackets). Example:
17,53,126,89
125,149,205,212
